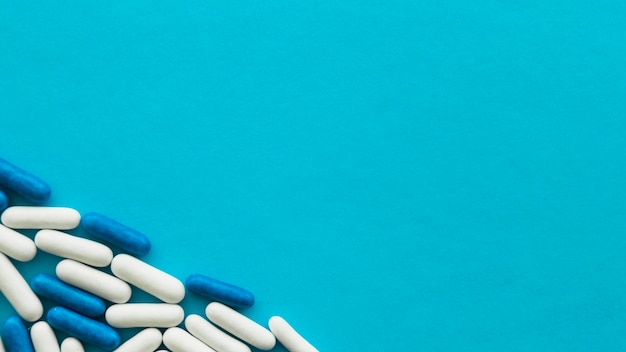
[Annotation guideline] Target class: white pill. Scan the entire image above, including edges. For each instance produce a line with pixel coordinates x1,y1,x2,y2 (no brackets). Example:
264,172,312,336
56,259,131,303
106,303,184,328
111,254,185,303
269,316,319,352
185,314,250,352
163,327,216,352
30,321,60,352
1,206,80,230
0,224,37,262
0,337,5,352
205,302,276,350
113,328,162,352
61,337,84,352
0,252,43,321
35,229,113,267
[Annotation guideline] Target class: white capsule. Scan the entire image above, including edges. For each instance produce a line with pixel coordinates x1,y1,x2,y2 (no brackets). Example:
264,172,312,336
35,229,113,267
113,328,162,352
56,259,131,303
106,303,184,328
0,252,43,321
30,321,60,352
1,206,80,230
269,316,319,352
60,337,84,352
163,327,216,352
205,302,275,350
0,224,37,261
185,314,250,352
0,337,5,352
111,254,185,303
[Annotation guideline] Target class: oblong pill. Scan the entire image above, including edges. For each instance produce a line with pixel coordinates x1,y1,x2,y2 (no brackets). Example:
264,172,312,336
162,327,216,352
0,190,8,211
0,253,43,322
105,304,184,328
81,212,151,257
1,316,33,352
47,307,120,350
0,224,37,262
0,158,51,204
56,259,131,303
111,254,185,303
113,328,162,352
35,230,113,267
205,302,275,350
186,274,254,308
1,207,80,230
60,338,83,352
30,321,60,352
268,316,318,352
185,314,250,352
30,274,106,318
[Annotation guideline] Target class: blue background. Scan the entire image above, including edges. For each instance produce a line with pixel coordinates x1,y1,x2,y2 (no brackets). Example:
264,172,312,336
1,1,626,351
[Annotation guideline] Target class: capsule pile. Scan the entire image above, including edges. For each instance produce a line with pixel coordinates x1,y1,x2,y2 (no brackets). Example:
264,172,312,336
0,157,318,352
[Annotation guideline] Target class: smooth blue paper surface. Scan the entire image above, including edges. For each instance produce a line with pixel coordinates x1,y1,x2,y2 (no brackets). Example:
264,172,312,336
1,1,626,351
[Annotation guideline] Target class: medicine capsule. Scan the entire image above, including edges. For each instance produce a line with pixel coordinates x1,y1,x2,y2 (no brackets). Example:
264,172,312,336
47,307,120,350
0,157,51,204
35,230,113,267
81,212,151,257
0,190,8,211
111,254,185,303
186,274,254,308
1,316,33,352
0,224,37,262
30,274,106,318
185,314,250,352
113,328,162,352
162,327,216,352
60,338,83,352
205,302,276,350
105,304,184,328
0,253,43,322
268,316,319,352
56,259,131,303
1,206,80,230
30,321,60,352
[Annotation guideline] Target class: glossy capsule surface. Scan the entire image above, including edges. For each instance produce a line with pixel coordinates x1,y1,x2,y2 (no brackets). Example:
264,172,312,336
81,213,151,257
0,158,51,204
47,306,120,350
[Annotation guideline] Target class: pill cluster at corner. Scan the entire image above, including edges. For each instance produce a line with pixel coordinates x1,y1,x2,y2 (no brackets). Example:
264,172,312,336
0,157,318,352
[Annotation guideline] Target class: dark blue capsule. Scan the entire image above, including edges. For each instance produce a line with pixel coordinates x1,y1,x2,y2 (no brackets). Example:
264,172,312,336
47,306,120,350
81,212,151,257
0,158,51,204
186,274,255,308
0,189,8,211
31,273,106,318
1,316,34,352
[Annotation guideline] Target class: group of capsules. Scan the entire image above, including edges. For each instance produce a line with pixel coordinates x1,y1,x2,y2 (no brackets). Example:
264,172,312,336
0,157,318,352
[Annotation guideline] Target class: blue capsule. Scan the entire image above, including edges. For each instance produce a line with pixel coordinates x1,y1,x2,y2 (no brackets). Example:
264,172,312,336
0,189,8,211
81,212,151,257
30,273,106,318
185,274,255,308
1,316,34,352
0,158,51,204
47,306,120,350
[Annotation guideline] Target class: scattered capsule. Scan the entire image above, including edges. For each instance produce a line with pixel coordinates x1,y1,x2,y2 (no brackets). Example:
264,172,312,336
162,327,216,352
47,307,120,350
81,212,151,257
113,328,162,352
186,274,254,308
60,338,83,352
0,190,8,211
269,316,319,352
105,304,184,328
0,158,51,204
185,314,250,352
56,259,131,303
0,253,43,322
30,321,60,352
35,230,112,267
0,224,37,262
30,274,106,318
1,316,33,352
1,207,80,230
205,302,275,350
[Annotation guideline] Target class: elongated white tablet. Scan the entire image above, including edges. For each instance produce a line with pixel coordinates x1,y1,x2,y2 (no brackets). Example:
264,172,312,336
269,316,319,352
105,304,184,328
1,206,80,230
56,259,131,303
185,314,250,352
113,328,162,352
35,230,113,267
0,224,37,262
111,254,185,303
205,302,275,350
30,321,60,352
61,337,84,352
163,327,216,352
0,252,43,321
0,337,5,352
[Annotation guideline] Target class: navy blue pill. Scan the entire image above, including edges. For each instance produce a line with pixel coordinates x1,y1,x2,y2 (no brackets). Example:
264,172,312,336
31,273,106,317
1,316,34,352
81,212,151,257
186,274,255,308
0,189,8,211
47,306,120,350
0,158,51,204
